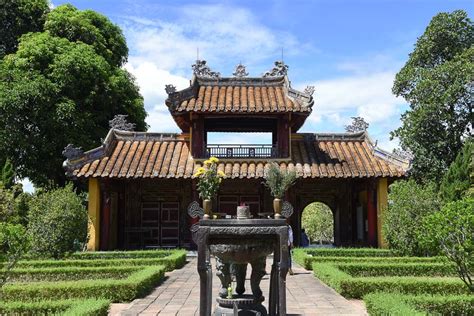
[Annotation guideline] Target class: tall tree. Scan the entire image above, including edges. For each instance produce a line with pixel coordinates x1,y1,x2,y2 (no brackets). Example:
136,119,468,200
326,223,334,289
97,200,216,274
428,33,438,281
0,0,49,57
0,4,147,187
392,10,473,182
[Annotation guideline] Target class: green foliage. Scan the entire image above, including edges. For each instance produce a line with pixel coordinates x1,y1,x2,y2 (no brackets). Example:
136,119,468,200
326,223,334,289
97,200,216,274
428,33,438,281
312,262,467,298
0,223,28,289
194,157,225,200
420,198,473,291
364,293,474,316
263,163,296,199
364,293,423,316
0,0,49,57
304,247,393,257
440,140,473,202
293,248,444,270
8,266,141,282
302,202,333,244
0,299,110,316
338,262,456,277
0,4,146,187
392,10,474,182
1,265,165,302
27,185,87,259
0,188,15,223
44,4,128,67
383,180,440,256
0,159,14,189
17,251,186,271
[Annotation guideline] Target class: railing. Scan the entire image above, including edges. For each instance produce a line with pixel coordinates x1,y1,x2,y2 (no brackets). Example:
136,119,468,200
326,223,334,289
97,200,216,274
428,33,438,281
206,144,278,158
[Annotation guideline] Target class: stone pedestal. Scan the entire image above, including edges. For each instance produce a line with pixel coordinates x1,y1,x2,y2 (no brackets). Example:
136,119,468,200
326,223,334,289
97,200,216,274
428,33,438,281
195,219,289,316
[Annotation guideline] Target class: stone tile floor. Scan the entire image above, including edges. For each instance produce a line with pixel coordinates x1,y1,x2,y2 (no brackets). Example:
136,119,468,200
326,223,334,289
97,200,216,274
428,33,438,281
110,258,367,315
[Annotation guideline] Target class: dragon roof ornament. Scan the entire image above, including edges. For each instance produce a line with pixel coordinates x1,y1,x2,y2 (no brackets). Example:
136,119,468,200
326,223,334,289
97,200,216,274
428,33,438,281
263,61,288,78
192,60,220,79
232,63,249,78
304,86,315,96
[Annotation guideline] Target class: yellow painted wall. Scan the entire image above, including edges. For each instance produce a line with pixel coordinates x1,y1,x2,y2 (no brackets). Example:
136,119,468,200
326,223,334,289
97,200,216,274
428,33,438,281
377,178,388,248
87,178,101,251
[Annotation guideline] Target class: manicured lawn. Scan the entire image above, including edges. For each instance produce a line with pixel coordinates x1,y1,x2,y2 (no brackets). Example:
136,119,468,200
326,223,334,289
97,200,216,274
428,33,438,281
0,249,187,315
294,248,473,315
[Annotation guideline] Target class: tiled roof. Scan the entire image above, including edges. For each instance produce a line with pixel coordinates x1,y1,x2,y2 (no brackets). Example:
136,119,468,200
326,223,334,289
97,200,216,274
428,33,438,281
67,130,408,179
173,82,310,113
166,77,313,115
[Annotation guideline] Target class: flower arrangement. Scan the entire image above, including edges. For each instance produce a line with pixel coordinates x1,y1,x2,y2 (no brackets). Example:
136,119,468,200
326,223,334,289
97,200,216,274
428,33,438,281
264,163,296,199
264,163,296,218
194,156,225,200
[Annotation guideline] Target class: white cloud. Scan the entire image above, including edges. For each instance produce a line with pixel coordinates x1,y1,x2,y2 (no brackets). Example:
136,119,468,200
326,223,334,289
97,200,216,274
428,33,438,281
125,62,188,132
300,71,405,128
123,4,303,75
297,67,407,151
122,3,306,132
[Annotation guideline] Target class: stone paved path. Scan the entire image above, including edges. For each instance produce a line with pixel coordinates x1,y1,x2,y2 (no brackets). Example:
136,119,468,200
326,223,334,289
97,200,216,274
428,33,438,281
110,258,367,315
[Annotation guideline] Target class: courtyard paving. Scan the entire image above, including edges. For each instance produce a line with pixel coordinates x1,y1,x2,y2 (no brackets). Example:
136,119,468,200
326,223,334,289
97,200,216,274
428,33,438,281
110,257,367,316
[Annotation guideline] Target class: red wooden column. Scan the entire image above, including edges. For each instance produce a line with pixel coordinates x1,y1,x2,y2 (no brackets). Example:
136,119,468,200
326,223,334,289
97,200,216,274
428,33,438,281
367,186,377,247
192,116,204,157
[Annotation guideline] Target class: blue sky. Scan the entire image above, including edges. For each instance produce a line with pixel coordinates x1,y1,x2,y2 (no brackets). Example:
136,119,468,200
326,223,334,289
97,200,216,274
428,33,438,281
47,1,471,145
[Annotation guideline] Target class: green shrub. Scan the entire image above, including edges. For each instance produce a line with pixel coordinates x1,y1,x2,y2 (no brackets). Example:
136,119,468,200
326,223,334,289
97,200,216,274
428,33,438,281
420,197,474,291
364,292,422,316
0,299,109,315
439,140,473,202
383,180,440,256
0,222,28,287
364,293,474,316
312,262,468,298
27,184,87,259
1,265,165,302
293,248,441,270
8,266,141,282
18,256,178,271
16,249,186,272
338,262,456,277
71,249,177,259
304,248,392,257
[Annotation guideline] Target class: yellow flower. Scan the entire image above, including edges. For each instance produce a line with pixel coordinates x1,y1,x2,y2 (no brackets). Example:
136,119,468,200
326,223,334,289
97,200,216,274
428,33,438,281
193,167,206,177
218,171,226,177
209,156,219,163
203,159,212,165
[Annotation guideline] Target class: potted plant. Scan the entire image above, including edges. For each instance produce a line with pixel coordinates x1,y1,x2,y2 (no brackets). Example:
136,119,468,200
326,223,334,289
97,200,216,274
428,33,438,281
264,163,296,218
194,157,225,219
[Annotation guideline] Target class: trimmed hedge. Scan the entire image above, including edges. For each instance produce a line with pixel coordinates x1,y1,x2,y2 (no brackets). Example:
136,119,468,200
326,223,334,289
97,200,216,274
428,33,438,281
17,249,187,271
304,248,393,257
338,262,457,277
1,265,165,302
293,248,443,270
8,266,141,282
70,249,180,260
364,293,474,315
312,262,468,298
0,299,110,315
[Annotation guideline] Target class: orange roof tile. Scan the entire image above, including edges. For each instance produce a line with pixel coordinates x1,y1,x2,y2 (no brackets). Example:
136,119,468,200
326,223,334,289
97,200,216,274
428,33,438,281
67,130,408,180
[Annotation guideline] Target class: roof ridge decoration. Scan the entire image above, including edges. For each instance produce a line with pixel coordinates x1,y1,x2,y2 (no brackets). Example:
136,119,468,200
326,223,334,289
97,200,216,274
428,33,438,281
192,59,220,79
232,63,249,78
165,84,177,95
304,86,315,96
62,144,83,160
263,61,288,78
109,114,136,131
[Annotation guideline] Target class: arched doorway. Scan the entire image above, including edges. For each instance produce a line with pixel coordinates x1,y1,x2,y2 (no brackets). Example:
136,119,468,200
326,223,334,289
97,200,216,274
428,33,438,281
301,202,334,246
